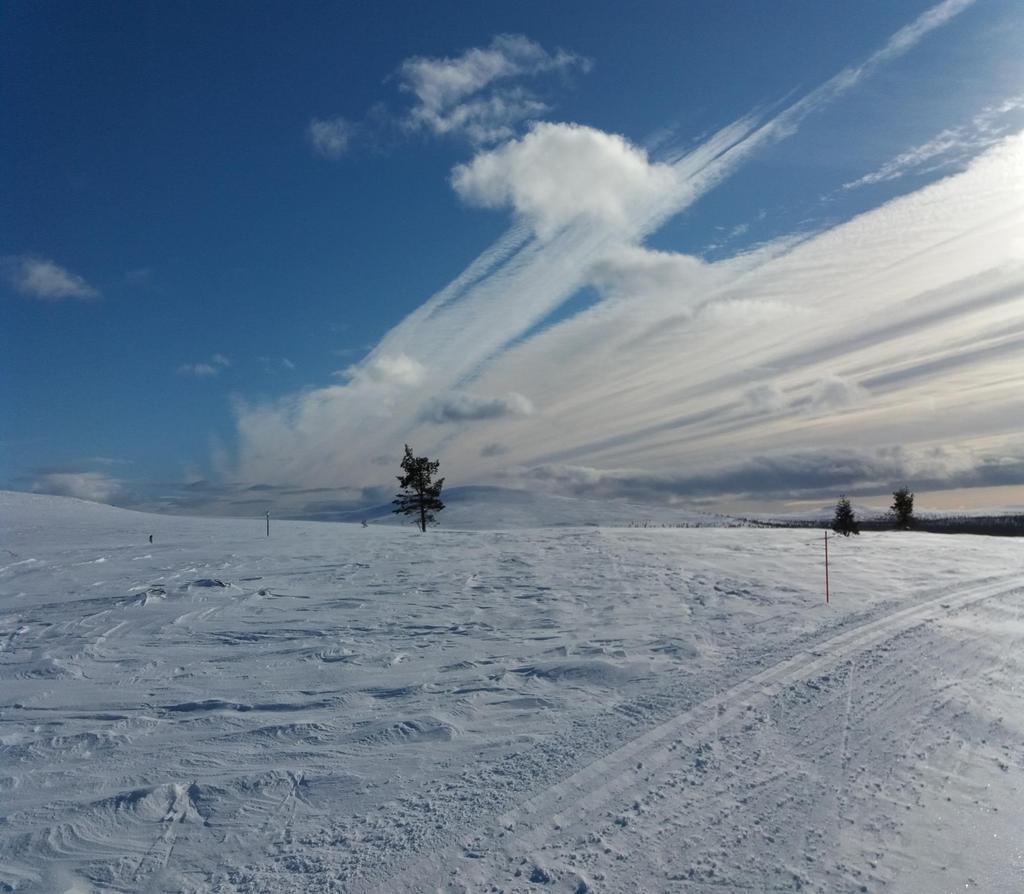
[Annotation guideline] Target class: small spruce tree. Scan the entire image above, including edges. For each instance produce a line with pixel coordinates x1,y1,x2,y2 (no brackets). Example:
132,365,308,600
393,444,445,532
831,495,859,536
891,486,914,529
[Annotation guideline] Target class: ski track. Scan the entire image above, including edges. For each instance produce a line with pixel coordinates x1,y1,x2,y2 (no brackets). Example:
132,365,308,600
1,491,1022,893
381,574,1022,892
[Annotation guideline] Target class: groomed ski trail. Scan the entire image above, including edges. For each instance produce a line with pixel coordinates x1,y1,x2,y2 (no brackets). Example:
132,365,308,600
377,572,1022,892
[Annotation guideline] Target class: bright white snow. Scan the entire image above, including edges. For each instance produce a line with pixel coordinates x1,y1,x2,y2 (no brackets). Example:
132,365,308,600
1,490,1022,892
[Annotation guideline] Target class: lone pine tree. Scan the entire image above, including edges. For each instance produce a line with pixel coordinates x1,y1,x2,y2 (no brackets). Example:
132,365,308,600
393,444,445,532
831,495,859,536
891,486,914,529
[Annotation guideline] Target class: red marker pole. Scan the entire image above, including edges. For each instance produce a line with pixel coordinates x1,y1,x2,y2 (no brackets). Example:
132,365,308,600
824,531,830,605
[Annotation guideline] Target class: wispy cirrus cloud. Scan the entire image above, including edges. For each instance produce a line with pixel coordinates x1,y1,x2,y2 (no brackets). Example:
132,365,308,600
178,364,219,377
258,356,296,373
342,352,425,388
234,1,1018,513
178,353,231,377
522,443,1024,504
844,93,1024,190
2,255,99,300
741,376,870,417
399,34,589,145
307,34,589,156
807,375,871,413
749,0,977,144
423,391,534,424
307,116,353,159
474,132,1023,453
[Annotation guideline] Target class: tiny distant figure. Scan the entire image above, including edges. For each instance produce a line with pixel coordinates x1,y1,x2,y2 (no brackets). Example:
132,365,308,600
148,534,153,543
361,520,368,528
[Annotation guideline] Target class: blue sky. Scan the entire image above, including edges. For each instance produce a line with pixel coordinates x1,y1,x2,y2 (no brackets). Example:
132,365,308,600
3,0,1023,515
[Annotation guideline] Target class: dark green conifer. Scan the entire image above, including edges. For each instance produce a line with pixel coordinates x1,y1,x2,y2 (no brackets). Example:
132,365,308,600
831,495,859,536
890,486,914,529
393,445,445,532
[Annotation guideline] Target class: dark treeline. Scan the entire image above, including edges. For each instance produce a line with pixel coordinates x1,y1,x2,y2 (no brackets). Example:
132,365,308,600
748,514,1024,537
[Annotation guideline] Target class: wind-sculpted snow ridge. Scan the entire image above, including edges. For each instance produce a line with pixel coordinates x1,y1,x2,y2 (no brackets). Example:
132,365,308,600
1,490,1022,893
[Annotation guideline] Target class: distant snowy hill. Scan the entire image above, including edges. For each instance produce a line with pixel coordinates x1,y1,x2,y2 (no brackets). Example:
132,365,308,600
307,485,737,529
0,489,269,549
1,487,734,532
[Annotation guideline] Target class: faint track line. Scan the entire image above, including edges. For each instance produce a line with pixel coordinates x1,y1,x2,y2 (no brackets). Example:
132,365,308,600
379,573,1021,892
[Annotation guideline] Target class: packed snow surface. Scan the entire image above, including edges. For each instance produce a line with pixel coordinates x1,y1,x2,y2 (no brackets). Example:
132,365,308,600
1,490,1023,893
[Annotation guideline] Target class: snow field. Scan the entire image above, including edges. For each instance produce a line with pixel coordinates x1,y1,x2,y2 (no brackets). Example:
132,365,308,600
1,491,1022,892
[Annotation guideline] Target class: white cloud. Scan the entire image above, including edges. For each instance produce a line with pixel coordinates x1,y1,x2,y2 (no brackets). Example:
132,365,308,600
695,295,802,326
454,133,1024,485
3,256,98,300
308,116,352,159
89,456,133,466
589,245,714,309
222,3,1006,510
178,353,230,377
32,472,121,503
744,383,787,413
345,353,426,388
745,375,869,418
179,363,218,377
420,87,548,146
306,35,587,153
520,443,1023,503
843,93,1024,190
424,391,534,423
808,375,870,412
399,34,588,144
757,0,977,143
452,122,678,239
258,356,296,373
